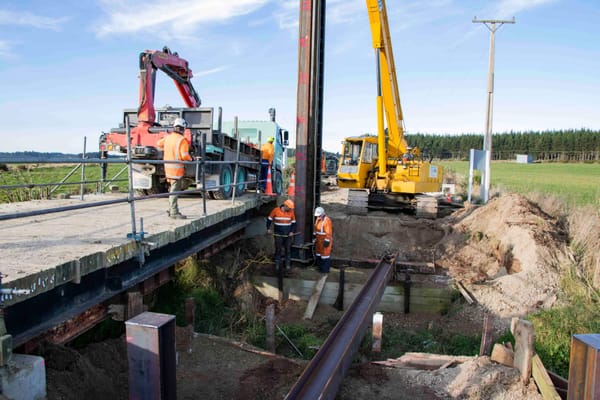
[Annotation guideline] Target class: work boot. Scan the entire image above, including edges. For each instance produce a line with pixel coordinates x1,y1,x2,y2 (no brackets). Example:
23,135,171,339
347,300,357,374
169,212,187,219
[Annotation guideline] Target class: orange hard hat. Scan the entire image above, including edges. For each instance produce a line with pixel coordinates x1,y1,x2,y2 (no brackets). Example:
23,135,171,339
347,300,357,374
283,199,295,209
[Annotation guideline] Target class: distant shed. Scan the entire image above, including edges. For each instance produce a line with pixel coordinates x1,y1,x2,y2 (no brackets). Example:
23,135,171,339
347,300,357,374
516,154,534,164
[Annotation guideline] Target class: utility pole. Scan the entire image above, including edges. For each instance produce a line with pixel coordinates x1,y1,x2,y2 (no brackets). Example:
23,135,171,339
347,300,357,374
472,16,514,202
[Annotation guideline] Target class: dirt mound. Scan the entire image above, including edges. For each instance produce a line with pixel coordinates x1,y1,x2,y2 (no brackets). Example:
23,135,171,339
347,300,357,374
436,193,568,318
41,339,128,400
339,357,543,400
320,189,569,321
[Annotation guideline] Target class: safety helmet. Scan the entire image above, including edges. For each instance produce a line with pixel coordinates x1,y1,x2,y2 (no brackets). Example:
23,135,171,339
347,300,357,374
267,136,275,142
314,206,325,217
173,118,187,129
283,199,295,209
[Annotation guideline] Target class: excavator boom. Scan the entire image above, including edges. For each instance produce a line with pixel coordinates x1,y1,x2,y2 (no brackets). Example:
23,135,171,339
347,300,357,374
367,0,408,159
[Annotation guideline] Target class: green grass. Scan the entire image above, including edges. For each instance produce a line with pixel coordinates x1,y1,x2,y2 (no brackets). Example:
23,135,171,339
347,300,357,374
0,163,129,202
440,161,600,207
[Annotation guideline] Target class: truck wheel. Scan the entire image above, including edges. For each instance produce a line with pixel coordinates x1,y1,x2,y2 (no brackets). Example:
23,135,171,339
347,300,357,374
235,167,247,197
212,164,233,200
274,170,284,195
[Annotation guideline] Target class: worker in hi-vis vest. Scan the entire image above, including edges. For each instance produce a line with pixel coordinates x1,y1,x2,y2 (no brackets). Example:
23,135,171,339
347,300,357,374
313,206,333,273
157,118,191,219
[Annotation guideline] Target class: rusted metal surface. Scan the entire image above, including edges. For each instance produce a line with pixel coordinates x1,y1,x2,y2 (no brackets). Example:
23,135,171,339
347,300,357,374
286,253,396,400
294,0,325,251
568,334,600,400
126,312,177,400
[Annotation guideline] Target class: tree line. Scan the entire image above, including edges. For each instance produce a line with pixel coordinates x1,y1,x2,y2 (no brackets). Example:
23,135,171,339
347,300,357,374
407,129,600,162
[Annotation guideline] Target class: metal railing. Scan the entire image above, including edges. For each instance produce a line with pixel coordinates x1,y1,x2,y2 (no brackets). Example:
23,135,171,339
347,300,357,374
0,118,265,243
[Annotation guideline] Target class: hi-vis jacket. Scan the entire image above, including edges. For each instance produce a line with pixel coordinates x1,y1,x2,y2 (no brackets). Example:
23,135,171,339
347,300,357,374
267,206,296,237
261,142,274,164
158,133,192,182
314,215,333,258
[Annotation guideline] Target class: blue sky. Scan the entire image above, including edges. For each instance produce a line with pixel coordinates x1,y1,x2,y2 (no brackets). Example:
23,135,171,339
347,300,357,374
0,0,598,154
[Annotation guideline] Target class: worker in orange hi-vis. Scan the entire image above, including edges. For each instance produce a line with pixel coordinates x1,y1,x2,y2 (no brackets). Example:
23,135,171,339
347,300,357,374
266,199,296,271
157,118,192,219
313,206,333,273
260,137,275,191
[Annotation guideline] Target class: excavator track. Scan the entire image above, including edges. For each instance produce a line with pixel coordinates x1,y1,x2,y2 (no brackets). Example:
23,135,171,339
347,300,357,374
346,189,369,215
415,195,439,219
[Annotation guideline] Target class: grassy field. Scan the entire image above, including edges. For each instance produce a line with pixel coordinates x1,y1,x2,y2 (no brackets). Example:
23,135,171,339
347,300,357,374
0,163,129,202
440,161,600,208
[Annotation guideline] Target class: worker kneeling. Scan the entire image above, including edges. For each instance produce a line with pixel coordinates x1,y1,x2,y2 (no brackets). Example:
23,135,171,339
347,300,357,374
313,206,333,273
266,199,296,271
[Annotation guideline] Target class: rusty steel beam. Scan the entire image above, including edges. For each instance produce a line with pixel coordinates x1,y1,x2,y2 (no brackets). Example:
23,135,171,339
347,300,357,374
294,0,326,253
10,219,249,349
286,253,396,400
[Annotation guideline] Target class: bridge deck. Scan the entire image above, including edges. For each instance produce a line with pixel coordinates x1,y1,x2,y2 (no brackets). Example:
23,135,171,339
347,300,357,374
0,193,268,307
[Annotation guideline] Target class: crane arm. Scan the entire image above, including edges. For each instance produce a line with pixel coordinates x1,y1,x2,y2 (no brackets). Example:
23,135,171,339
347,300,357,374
366,0,408,160
137,47,201,129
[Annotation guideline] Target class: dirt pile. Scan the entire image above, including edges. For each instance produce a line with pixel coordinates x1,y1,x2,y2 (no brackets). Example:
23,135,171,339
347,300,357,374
435,193,568,318
40,339,128,400
320,189,570,322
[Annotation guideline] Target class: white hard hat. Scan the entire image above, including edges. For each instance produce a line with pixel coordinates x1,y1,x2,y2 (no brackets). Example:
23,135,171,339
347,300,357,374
314,207,325,217
173,118,187,129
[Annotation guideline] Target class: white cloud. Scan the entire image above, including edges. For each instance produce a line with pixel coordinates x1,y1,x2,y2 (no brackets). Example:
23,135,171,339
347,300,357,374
490,0,557,19
273,1,298,31
0,10,67,30
94,0,269,37
0,9,66,59
194,65,230,77
0,39,12,58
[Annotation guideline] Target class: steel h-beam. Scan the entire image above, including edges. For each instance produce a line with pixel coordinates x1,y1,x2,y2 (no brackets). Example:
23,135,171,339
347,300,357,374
294,0,326,260
286,254,396,399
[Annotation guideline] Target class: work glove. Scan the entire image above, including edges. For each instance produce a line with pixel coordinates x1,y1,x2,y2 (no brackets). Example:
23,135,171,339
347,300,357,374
324,239,330,248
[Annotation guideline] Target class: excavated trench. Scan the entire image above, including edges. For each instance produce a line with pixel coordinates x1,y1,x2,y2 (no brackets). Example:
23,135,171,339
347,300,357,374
38,190,567,399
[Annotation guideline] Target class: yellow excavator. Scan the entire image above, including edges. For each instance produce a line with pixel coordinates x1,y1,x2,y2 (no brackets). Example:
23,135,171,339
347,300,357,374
337,0,445,217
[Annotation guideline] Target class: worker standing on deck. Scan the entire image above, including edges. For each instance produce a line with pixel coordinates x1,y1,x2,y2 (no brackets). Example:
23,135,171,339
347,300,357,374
157,118,191,219
260,136,275,191
313,206,333,273
266,199,296,271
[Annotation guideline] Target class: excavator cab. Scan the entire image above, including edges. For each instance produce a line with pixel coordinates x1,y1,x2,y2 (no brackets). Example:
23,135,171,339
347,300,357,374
337,135,378,189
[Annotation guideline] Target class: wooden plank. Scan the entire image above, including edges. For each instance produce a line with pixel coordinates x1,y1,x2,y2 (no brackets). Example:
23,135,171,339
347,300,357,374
303,275,328,320
480,312,493,356
491,343,514,367
372,352,472,370
265,304,275,353
456,281,475,304
514,319,535,383
532,354,562,400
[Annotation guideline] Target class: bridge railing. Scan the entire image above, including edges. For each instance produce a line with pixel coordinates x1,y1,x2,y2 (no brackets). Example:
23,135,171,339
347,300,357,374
0,120,263,241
